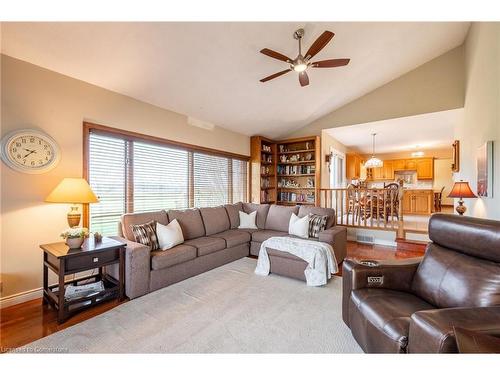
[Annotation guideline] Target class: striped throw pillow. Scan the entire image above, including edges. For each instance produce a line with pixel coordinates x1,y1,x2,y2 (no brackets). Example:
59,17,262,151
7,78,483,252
308,214,328,238
131,220,160,250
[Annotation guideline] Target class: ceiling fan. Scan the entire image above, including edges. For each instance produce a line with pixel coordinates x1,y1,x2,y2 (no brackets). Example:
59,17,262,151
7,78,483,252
259,28,350,87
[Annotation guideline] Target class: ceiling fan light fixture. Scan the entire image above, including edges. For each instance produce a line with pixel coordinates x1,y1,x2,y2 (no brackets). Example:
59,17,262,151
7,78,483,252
293,63,308,72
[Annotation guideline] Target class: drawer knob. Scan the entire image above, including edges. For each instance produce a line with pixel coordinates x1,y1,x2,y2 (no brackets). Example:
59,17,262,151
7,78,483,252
93,257,99,263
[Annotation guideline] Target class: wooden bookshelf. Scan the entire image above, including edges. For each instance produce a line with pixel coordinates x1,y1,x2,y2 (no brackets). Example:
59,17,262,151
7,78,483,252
250,135,320,206
250,136,277,204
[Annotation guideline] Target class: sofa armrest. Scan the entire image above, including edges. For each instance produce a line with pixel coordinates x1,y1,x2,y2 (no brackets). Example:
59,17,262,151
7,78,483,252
342,257,422,326
408,306,500,353
319,226,347,263
108,236,151,299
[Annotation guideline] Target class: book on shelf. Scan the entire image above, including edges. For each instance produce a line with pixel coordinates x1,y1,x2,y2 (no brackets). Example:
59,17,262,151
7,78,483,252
277,164,315,175
278,191,315,204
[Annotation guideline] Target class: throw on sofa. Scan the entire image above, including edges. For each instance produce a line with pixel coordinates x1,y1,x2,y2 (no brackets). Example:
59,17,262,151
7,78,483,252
108,202,347,299
342,213,500,353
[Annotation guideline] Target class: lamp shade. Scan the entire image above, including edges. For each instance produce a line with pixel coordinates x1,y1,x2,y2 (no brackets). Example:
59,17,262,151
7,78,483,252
45,178,99,204
448,181,477,199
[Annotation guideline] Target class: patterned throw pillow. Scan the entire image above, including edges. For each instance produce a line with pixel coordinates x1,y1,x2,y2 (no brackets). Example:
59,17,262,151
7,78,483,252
308,214,328,238
131,220,160,250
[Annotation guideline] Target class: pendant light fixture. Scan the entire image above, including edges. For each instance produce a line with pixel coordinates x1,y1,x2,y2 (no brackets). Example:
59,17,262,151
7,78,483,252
364,133,383,168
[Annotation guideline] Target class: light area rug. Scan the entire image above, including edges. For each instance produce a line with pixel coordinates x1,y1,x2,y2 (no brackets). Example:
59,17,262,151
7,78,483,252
23,257,362,353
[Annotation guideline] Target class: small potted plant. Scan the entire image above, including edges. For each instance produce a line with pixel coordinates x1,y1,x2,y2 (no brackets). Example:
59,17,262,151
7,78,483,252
60,227,89,249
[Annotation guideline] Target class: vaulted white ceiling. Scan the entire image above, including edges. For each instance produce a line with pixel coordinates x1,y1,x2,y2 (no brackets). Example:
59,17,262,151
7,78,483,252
1,22,470,138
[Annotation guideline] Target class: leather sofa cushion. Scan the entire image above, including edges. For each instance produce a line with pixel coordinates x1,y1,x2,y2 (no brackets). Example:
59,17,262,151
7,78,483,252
298,206,336,229
121,210,169,241
408,306,500,353
167,208,205,240
350,288,434,351
412,243,500,308
210,229,251,248
151,244,197,270
251,230,289,243
454,327,500,353
242,203,269,229
224,202,243,229
184,236,226,256
199,206,230,235
265,205,299,232
429,214,500,263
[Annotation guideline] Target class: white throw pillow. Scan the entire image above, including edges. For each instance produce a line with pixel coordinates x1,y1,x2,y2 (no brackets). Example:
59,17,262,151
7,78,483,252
156,219,184,250
288,213,310,239
238,210,258,229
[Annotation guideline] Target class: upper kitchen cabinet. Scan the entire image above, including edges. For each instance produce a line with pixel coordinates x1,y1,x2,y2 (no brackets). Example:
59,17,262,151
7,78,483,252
392,157,434,179
346,153,362,180
416,158,434,179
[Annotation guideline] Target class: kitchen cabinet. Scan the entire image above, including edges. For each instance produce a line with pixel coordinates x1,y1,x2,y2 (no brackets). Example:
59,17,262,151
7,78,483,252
367,160,394,181
402,190,433,215
393,159,406,170
392,157,434,179
416,158,434,179
346,153,362,180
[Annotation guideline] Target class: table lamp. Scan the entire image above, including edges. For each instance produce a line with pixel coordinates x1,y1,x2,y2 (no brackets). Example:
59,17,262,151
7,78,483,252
45,178,99,227
448,180,477,216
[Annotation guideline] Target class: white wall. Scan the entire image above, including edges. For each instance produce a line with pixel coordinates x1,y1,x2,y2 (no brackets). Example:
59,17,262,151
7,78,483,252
320,130,347,188
433,158,454,206
455,23,500,219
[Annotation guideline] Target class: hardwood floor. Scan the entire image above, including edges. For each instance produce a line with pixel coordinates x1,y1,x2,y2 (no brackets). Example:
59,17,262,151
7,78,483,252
0,240,425,351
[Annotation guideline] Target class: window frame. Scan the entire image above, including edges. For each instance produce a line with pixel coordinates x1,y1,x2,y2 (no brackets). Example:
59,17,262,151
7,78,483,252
82,122,250,229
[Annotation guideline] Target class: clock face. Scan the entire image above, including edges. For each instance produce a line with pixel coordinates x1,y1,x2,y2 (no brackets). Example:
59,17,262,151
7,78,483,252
1,130,60,174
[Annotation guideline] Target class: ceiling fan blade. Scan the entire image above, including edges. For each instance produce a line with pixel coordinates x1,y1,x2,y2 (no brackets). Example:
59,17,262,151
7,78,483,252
311,58,350,68
260,48,292,63
260,69,292,82
305,31,335,59
299,71,309,87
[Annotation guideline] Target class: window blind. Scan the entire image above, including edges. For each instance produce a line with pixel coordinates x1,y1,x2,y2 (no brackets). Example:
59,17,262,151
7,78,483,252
193,152,229,207
88,133,126,236
133,142,189,213
87,128,248,236
232,159,248,203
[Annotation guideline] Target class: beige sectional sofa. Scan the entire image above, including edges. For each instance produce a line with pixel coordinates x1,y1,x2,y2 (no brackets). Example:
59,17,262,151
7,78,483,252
110,202,347,299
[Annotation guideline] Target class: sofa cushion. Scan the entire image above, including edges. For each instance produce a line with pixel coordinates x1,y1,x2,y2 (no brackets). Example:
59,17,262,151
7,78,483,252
210,229,251,248
224,202,243,229
251,230,289,243
199,206,230,235
184,236,226,256
411,243,500,308
265,205,299,232
151,244,197,270
121,210,169,241
298,206,336,229
167,208,205,240
350,288,434,352
131,221,160,250
242,203,270,229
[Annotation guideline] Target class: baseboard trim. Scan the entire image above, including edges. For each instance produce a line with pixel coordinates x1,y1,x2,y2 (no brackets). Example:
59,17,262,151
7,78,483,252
0,287,42,309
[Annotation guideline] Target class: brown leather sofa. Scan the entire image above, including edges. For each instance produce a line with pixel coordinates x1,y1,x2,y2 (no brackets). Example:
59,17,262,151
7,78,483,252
342,213,500,353
110,202,347,299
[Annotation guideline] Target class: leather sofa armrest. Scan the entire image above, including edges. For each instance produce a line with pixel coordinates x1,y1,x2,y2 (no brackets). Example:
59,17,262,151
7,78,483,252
319,226,347,263
342,257,422,326
108,236,151,299
408,306,500,353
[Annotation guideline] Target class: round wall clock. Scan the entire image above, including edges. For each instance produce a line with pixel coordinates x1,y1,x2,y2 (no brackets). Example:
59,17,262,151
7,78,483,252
0,129,61,174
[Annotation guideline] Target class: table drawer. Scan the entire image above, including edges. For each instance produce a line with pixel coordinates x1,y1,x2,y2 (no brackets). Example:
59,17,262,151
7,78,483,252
65,248,120,273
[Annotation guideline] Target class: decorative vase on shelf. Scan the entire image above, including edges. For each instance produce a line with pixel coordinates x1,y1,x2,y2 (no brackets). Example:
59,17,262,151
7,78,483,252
66,237,85,249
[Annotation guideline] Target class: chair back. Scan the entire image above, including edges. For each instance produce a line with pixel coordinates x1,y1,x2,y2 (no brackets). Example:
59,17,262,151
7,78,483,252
412,214,500,308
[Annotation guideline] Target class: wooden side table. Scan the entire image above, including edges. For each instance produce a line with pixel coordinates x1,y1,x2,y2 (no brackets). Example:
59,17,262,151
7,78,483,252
40,237,126,324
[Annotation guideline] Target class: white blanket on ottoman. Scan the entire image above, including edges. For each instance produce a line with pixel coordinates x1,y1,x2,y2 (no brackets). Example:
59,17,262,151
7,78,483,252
255,237,338,286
